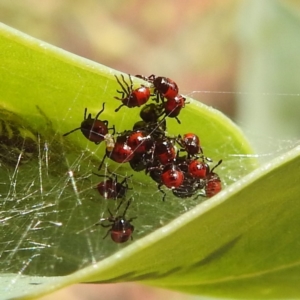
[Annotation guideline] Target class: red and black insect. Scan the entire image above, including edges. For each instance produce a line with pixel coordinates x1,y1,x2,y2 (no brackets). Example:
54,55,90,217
205,160,222,197
133,119,166,140
136,75,179,102
161,164,184,188
169,155,203,199
154,138,177,165
162,94,186,124
138,103,167,137
178,133,202,157
188,159,209,179
98,134,134,170
96,199,135,243
94,172,132,200
63,103,115,144
172,178,204,199
159,164,185,201
126,130,153,155
115,74,151,112
153,76,179,100
136,74,185,122
139,103,163,123
129,152,152,172
145,160,163,183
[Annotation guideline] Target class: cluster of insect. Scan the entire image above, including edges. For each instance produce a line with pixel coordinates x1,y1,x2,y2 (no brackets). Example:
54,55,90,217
63,74,222,244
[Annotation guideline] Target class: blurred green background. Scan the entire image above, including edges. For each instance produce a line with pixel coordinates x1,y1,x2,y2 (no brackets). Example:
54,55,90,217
1,0,300,299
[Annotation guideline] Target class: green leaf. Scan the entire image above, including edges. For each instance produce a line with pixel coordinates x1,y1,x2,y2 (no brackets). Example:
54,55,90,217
80,144,300,300
0,22,259,299
16,145,300,300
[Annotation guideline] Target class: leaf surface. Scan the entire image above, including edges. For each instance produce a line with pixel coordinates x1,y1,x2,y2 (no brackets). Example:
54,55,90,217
0,23,262,299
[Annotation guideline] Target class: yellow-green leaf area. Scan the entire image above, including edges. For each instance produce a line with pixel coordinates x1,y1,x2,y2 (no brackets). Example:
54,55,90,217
0,22,258,300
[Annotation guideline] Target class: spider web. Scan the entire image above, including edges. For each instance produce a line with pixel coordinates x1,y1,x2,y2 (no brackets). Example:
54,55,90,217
0,103,213,277
0,88,299,298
